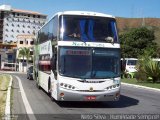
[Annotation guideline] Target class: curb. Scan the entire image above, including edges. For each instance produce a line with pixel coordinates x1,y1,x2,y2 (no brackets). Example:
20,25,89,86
5,75,13,119
122,82,160,92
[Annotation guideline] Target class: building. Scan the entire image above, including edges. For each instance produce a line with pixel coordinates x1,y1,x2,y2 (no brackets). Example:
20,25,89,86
16,34,35,72
0,4,47,71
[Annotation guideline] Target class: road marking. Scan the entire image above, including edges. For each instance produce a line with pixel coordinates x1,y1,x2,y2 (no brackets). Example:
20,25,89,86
5,75,12,119
15,75,37,120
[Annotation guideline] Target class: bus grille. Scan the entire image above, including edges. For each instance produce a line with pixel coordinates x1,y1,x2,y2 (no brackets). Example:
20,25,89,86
76,90,104,92
77,80,105,83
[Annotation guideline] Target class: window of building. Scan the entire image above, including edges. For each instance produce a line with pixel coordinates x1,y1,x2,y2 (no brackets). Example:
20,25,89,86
23,25,25,28
30,51,33,55
5,29,8,32
30,41,34,45
11,29,14,32
8,54,13,62
17,24,20,27
20,41,23,44
17,30,19,33
22,30,25,33
28,26,30,28
28,31,30,34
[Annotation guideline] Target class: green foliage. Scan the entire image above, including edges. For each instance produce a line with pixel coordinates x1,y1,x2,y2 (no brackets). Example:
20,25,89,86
19,47,31,62
18,47,32,72
136,56,160,83
120,27,158,58
135,71,148,82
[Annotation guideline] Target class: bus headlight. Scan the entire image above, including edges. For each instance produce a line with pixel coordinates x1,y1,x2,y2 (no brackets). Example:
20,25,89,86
59,83,76,90
105,84,120,90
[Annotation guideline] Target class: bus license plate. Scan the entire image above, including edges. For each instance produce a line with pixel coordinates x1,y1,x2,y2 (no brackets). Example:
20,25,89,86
86,96,96,101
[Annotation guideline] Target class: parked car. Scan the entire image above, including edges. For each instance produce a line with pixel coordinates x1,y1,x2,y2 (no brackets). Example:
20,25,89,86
27,66,33,80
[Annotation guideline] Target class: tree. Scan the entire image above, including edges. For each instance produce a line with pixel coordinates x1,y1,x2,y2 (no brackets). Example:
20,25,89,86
120,27,158,58
18,47,32,72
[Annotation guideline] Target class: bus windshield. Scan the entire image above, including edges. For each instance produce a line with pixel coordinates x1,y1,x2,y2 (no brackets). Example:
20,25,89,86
60,15,118,43
127,60,137,65
59,47,120,79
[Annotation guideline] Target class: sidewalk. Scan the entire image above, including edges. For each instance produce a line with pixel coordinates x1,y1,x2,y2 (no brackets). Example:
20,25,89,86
0,74,11,118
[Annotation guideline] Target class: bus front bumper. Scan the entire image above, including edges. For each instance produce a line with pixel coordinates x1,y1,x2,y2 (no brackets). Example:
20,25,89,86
57,88,120,101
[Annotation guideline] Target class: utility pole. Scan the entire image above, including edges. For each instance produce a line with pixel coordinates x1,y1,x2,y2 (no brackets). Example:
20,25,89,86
142,17,145,26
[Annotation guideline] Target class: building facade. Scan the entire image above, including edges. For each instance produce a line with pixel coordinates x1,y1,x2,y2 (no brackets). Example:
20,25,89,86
16,35,35,72
0,4,47,71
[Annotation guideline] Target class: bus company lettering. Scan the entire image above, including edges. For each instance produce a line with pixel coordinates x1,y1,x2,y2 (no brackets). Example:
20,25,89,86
72,42,105,47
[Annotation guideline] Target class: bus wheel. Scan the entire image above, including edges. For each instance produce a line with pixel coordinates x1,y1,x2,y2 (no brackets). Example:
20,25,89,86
36,78,41,89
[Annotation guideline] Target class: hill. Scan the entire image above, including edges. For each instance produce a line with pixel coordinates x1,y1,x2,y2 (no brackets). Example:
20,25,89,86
116,17,160,46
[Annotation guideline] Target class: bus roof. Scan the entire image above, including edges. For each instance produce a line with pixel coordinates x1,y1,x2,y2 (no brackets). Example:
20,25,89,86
37,11,115,37
55,11,115,18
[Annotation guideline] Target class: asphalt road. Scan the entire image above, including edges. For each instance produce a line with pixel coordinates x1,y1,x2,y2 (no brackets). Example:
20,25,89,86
7,73,160,120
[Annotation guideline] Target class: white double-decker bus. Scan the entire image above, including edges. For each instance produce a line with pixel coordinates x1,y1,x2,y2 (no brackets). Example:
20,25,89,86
34,11,121,101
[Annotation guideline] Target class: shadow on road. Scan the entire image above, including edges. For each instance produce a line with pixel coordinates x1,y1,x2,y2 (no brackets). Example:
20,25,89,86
56,95,139,108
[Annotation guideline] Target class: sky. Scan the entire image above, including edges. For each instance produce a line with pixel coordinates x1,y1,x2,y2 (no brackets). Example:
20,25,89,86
0,0,160,19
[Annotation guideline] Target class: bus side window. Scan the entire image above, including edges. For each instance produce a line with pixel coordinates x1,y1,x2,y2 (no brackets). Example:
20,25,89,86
51,54,56,71
51,47,57,79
